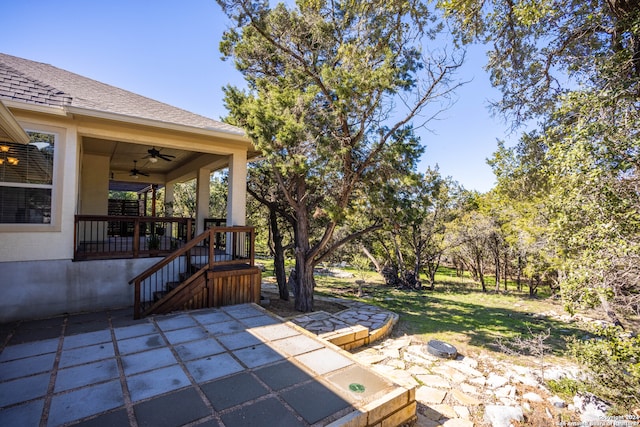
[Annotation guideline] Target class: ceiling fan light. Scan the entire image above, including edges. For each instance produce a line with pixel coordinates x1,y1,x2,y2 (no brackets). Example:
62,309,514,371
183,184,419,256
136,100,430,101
149,156,158,163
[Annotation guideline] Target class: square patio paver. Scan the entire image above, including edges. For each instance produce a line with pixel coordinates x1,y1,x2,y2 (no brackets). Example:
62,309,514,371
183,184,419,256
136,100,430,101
121,347,177,376
0,372,51,407
201,372,269,411
295,347,354,375
0,352,56,380
54,358,119,392
127,365,191,402
0,399,44,426
0,337,59,362
134,387,210,427
47,379,124,427
58,342,115,368
174,338,225,362
233,343,285,368
254,360,314,391
281,381,352,424
220,397,304,427
185,353,243,383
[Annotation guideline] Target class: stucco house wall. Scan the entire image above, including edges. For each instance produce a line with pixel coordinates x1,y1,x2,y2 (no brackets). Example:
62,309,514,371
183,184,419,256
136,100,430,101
0,53,253,323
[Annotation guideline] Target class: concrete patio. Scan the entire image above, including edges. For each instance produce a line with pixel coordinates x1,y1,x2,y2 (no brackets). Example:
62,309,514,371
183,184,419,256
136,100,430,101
0,304,416,427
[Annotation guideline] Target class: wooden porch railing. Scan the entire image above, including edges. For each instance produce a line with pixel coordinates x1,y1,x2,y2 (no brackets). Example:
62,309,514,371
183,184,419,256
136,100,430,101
74,215,194,261
128,226,255,319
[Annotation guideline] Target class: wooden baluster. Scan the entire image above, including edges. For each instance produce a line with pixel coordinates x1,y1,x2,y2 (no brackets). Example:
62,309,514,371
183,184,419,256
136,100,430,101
133,217,140,258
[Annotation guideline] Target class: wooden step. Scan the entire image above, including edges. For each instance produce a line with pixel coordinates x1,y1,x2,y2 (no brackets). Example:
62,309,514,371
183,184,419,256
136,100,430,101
191,263,206,272
153,290,168,302
166,281,181,291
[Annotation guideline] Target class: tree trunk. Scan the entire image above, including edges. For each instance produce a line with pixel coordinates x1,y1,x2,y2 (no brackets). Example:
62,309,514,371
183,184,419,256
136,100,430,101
516,255,522,291
414,242,423,289
475,252,486,291
427,254,441,290
503,252,508,291
361,245,382,273
269,209,288,301
529,276,538,296
294,257,315,312
598,292,624,328
292,197,315,312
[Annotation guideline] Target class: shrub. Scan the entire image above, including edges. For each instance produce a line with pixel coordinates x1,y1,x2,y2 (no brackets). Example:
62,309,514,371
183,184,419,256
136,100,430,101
569,326,640,411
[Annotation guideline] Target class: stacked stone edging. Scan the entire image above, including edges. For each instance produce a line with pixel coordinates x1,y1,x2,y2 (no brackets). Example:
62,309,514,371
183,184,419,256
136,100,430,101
289,296,399,350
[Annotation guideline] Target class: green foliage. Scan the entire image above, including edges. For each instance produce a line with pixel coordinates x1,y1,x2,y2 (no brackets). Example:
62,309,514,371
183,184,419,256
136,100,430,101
569,326,640,410
547,377,586,401
370,167,460,288
444,0,640,327
350,253,371,282
147,234,161,251
218,0,463,311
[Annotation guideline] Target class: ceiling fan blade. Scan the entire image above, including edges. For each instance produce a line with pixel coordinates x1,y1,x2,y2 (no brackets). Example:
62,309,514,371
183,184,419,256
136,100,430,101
157,153,175,161
130,160,149,177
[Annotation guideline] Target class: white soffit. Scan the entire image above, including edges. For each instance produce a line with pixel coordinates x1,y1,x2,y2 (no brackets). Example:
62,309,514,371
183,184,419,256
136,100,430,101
0,100,29,144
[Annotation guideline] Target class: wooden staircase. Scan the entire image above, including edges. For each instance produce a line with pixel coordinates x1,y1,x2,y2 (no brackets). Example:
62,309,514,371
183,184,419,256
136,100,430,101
129,226,261,319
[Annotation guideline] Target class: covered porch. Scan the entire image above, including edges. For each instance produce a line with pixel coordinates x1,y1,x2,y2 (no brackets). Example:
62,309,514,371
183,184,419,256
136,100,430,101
79,133,251,242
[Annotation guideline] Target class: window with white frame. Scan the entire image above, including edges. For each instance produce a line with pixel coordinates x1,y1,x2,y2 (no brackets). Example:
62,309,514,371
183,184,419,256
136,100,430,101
0,131,55,224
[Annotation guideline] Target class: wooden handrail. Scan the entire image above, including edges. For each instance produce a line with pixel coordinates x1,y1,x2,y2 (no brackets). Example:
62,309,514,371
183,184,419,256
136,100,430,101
129,225,255,319
129,228,212,286
75,215,193,222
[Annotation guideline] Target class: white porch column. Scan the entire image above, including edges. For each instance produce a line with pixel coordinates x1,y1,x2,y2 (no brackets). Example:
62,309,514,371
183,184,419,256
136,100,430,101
227,151,247,226
195,167,210,235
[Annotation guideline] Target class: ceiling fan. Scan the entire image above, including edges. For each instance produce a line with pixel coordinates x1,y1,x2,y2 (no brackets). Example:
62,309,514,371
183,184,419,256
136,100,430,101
130,160,149,178
144,146,175,163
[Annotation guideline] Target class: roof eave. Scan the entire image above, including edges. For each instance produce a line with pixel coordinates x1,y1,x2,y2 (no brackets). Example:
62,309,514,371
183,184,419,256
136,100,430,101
0,100,30,144
64,106,250,145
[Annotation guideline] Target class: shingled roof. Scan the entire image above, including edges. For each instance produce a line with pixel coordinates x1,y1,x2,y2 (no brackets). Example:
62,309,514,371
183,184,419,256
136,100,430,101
0,52,244,136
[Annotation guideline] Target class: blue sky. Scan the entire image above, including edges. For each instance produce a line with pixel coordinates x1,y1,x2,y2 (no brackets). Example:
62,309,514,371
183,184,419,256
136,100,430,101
1,0,513,192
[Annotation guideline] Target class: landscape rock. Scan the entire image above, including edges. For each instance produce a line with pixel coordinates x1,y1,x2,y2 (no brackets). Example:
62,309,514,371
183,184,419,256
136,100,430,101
511,373,540,387
486,373,509,389
348,332,586,426
574,393,610,422
408,365,431,376
445,360,484,377
469,376,487,387
459,382,479,395
451,389,481,406
460,356,479,368
484,405,525,427
523,391,544,402
416,386,447,404
494,384,516,398
432,365,468,383
549,395,566,408
431,404,458,419
441,418,474,427
416,374,451,389
453,405,471,419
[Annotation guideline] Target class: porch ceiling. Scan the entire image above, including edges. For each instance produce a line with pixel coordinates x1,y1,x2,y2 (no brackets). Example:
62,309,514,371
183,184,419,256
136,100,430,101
83,137,229,184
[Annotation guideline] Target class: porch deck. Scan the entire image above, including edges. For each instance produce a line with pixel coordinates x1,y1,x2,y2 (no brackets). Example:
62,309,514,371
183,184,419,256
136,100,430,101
0,304,416,426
